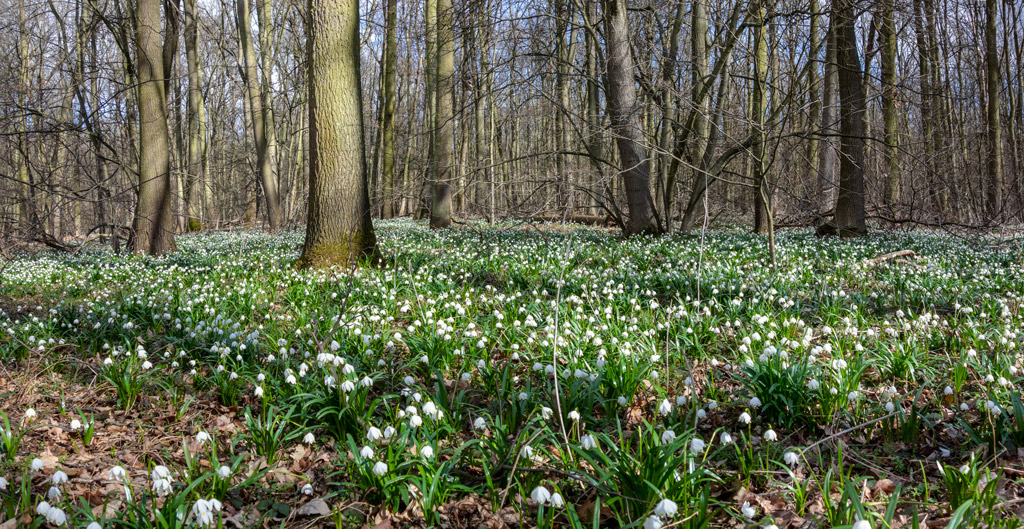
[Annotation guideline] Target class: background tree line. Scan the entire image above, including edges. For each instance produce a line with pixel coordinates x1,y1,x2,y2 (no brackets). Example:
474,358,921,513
1,0,1022,252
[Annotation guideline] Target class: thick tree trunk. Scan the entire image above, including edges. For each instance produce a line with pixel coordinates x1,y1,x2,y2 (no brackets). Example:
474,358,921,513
833,0,867,235
430,0,454,228
298,0,378,268
602,0,659,235
132,0,177,254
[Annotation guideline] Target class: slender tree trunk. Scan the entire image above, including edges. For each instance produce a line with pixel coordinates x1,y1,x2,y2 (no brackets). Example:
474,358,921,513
257,0,281,220
833,0,867,235
237,0,283,229
806,0,821,207
657,0,686,226
132,0,177,254
583,0,603,216
16,0,32,228
380,0,398,218
751,0,770,233
880,0,899,209
421,0,437,220
184,0,205,231
985,0,1002,219
602,0,659,235
430,0,454,228
298,0,378,268
819,19,838,216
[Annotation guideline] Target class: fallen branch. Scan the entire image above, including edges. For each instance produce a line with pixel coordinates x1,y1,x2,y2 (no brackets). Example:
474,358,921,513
865,250,919,265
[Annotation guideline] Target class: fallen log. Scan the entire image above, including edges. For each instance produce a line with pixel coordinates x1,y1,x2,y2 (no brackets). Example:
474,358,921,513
526,214,613,226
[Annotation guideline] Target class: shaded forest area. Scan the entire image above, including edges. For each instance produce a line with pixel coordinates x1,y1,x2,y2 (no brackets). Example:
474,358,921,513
1,0,1022,248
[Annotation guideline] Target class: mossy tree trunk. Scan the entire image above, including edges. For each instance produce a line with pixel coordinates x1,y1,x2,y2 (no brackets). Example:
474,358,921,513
297,0,379,268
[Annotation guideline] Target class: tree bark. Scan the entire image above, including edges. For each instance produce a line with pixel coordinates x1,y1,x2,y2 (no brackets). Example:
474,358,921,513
751,0,770,234
602,0,659,235
880,0,899,208
184,0,205,231
380,0,398,218
132,0,177,254
985,0,1002,219
297,0,378,268
806,0,821,206
237,0,283,229
832,0,867,235
430,0,454,228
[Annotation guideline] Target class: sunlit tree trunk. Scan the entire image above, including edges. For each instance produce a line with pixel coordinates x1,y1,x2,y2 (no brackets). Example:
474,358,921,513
16,0,33,228
236,0,283,229
583,0,603,216
833,0,867,235
297,0,378,268
430,0,454,228
380,0,398,218
132,0,177,254
184,0,206,231
602,0,659,234
819,22,838,216
657,0,686,226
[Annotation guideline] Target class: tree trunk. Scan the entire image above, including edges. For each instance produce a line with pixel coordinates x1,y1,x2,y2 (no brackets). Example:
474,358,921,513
583,0,603,216
880,0,899,209
298,0,379,268
237,0,283,229
380,0,397,218
819,21,838,216
985,0,1002,220
751,0,769,234
657,0,686,226
16,0,32,228
833,0,867,235
806,0,821,205
430,0,454,228
132,0,177,254
602,0,659,235
184,0,205,231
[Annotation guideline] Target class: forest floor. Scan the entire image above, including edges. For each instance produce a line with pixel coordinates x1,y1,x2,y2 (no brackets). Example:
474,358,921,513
2,219,1024,529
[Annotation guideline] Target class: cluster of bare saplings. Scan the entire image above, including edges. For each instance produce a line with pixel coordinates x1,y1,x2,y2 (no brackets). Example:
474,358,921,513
0,0,1022,264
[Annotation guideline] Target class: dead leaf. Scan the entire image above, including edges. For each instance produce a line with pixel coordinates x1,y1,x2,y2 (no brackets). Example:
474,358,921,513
296,498,331,517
